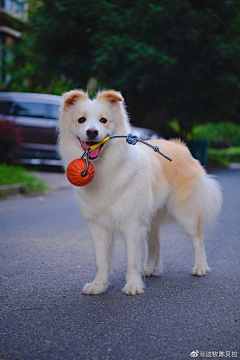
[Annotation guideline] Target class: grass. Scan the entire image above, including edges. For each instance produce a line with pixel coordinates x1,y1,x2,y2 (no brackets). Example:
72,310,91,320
0,164,46,195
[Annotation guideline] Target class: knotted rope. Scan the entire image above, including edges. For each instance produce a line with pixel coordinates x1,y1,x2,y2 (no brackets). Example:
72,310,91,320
81,133,172,177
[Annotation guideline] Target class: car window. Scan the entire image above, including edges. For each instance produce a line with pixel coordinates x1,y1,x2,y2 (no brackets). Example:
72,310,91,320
0,101,14,115
12,102,47,118
50,104,60,120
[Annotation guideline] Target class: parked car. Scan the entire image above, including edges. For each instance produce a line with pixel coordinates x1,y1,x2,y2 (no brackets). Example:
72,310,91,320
0,92,62,165
0,92,160,165
130,126,160,140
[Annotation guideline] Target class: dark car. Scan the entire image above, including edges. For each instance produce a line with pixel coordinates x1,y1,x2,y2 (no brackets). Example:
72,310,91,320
0,92,160,165
0,92,62,165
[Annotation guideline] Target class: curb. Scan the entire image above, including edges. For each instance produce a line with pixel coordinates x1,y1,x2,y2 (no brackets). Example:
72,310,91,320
0,183,29,199
0,178,70,200
229,163,240,169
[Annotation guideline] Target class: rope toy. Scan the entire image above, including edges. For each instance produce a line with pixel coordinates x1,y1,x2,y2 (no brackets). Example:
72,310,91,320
67,134,172,187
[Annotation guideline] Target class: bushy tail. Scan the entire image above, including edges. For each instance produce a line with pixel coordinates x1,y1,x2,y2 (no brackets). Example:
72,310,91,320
199,174,223,224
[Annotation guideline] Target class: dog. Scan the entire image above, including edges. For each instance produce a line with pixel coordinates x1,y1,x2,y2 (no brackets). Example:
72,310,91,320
58,89,222,295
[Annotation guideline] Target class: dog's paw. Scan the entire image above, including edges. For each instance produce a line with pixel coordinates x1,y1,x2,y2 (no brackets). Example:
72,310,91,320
122,280,144,295
144,266,162,277
144,266,154,277
82,282,108,295
152,268,162,276
192,264,211,276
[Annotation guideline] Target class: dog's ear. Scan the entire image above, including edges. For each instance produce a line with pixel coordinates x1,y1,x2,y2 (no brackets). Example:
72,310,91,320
63,90,88,109
97,90,123,105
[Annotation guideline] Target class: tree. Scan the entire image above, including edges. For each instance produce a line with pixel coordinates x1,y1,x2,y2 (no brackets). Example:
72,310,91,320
7,0,240,136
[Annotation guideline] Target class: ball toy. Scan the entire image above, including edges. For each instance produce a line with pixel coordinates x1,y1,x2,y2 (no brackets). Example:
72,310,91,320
67,158,95,186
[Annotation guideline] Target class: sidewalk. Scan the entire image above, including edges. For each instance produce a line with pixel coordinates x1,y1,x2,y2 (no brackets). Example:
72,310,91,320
33,171,71,190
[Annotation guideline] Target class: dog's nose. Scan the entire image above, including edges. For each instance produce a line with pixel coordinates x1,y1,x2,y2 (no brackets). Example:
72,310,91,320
87,128,98,140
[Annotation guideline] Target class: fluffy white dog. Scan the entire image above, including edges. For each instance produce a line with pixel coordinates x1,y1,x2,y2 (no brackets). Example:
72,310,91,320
58,89,222,295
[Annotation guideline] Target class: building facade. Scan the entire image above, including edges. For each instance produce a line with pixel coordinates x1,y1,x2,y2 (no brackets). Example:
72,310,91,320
0,0,27,83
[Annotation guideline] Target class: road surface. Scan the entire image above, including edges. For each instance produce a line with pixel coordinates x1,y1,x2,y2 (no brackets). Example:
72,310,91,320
0,168,239,360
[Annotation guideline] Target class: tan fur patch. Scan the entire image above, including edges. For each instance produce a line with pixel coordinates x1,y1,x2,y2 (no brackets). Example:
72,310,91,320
63,90,88,109
198,217,203,240
97,90,123,104
147,139,204,190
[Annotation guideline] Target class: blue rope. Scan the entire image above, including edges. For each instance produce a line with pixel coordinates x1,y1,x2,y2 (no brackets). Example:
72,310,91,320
109,134,172,162
81,133,172,176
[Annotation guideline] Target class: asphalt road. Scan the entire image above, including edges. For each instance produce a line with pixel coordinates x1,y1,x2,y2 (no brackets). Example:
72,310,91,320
0,168,239,360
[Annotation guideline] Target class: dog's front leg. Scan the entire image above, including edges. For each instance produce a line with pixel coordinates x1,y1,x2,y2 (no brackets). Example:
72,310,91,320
82,222,112,295
122,223,145,295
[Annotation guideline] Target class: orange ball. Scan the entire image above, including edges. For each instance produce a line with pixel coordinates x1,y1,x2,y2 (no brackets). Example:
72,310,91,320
66,159,95,186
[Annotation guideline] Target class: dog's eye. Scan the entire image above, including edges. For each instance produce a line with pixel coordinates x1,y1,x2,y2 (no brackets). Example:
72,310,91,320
78,117,86,124
100,117,107,124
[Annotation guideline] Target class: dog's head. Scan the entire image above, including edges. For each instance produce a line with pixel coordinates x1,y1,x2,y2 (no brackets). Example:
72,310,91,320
60,89,129,160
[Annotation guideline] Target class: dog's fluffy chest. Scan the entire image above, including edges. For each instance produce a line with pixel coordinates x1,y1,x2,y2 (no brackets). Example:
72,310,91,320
74,157,156,229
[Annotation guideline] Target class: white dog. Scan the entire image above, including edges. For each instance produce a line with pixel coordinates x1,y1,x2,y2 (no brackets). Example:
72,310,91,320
58,89,222,295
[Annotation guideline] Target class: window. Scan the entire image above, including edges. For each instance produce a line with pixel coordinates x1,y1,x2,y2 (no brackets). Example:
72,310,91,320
13,102,47,118
50,104,60,120
0,101,14,115
4,0,24,12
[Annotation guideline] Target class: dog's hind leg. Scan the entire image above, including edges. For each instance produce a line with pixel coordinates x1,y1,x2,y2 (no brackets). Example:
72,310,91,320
144,214,163,276
82,222,113,295
176,214,210,276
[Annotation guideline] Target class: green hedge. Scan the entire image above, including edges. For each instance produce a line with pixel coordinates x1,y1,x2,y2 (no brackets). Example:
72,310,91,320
207,153,230,168
208,147,240,163
192,122,240,146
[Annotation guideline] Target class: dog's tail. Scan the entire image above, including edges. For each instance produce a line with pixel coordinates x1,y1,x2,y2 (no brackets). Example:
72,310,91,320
197,174,223,225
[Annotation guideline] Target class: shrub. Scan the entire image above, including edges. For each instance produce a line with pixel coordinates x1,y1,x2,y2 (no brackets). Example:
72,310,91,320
192,122,240,147
208,147,240,163
207,153,230,168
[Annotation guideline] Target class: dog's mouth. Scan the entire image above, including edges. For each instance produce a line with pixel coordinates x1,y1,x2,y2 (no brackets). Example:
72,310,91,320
78,138,104,159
